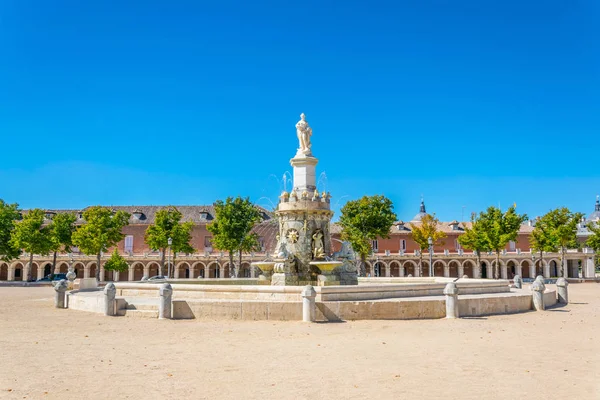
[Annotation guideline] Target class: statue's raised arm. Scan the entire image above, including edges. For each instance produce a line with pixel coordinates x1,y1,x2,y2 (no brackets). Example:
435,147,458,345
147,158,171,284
295,113,312,155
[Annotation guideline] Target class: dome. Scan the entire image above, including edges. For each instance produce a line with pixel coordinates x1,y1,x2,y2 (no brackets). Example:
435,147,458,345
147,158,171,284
588,196,600,222
411,200,427,222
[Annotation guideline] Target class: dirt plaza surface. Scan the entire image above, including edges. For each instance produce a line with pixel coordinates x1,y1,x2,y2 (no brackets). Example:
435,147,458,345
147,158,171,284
1,284,599,400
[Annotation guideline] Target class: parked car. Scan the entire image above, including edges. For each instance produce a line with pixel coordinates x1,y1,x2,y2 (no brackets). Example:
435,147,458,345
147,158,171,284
37,273,68,282
146,275,168,282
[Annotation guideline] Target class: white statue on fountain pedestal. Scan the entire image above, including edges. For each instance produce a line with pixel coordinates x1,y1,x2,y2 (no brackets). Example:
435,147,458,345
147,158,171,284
295,113,312,156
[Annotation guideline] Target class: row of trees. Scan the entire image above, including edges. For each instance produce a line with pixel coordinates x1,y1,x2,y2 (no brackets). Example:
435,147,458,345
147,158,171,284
0,197,263,281
2,194,599,281
338,196,600,278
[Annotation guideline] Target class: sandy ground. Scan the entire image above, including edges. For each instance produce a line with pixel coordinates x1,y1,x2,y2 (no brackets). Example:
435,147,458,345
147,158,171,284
1,284,599,400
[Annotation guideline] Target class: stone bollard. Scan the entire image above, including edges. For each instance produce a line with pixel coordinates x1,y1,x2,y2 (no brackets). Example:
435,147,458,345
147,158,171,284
301,285,317,322
556,277,569,304
513,275,522,289
159,283,173,320
104,282,116,316
407,274,413,278
54,279,68,309
531,280,545,311
462,275,469,279
443,282,459,319
535,275,545,284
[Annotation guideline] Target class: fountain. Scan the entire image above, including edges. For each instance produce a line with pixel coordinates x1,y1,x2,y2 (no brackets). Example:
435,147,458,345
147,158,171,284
65,113,530,321
252,113,357,286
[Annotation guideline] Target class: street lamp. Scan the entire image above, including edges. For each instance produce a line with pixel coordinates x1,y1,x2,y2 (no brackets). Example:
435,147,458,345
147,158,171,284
167,237,173,278
428,237,433,277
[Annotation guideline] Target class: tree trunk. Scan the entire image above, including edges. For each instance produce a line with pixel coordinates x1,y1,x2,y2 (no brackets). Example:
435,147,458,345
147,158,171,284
52,251,58,277
419,251,423,277
27,252,34,282
495,250,500,279
160,249,166,277
238,250,243,278
539,250,544,277
96,252,101,281
229,251,235,278
172,252,177,279
560,246,566,278
476,251,481,279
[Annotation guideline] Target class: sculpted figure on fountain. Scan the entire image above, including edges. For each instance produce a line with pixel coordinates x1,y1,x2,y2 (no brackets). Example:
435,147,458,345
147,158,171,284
295,113,312,155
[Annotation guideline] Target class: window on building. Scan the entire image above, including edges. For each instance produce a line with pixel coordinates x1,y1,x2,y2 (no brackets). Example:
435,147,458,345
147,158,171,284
400,239,406,251
15,269,21,278
371,240,378,252
455,239,462,251
204,236,212,249
258,237,265,251
509,241,516,251
124,235,134,253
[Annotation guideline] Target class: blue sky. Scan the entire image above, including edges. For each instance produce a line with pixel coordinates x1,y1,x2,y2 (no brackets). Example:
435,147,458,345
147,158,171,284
1,0,599,221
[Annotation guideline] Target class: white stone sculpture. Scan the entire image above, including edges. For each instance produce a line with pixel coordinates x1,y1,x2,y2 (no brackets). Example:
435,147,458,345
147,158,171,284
295,113,312,155
312,230,325,259
159,283,173,319
513,275,523,289
443,282,459,319
556,277,568,304
531,280,545,311
54,279,68,309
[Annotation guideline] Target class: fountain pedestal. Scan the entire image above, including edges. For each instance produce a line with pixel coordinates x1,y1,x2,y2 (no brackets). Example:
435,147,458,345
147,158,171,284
271,261,300,286
267,113,358,286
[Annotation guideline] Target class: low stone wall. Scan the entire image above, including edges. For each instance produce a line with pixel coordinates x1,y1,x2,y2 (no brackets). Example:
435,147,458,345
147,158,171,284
64,287,559,321
115,283,306,301
113,278,510,303
0,281,52,287
169,278,263,286
321,278,509,301
167,289,557,321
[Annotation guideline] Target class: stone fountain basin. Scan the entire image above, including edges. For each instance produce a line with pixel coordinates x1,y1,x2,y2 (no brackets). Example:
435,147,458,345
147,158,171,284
310,261,343,273
251,261,276,272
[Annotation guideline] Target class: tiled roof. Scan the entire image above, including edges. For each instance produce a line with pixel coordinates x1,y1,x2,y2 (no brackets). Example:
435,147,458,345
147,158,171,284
330,221,535,235
24,205,273,225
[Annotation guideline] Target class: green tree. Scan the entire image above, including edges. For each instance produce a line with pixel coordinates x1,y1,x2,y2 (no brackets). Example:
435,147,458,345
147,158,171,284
72,206,130,281
338,195,397,276
457,214,490,276
48,212,77,276
479,205,528,279
529,217,559,276
207,197,262,278
409,214,447,276
533,208,583,277
104,249,129,274
145,207,195,278
10,209,54,281
0,200,21,262
237,232,262,277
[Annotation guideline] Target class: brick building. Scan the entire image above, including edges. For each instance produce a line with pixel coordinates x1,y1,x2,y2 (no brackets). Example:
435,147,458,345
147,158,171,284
1,198,598,281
